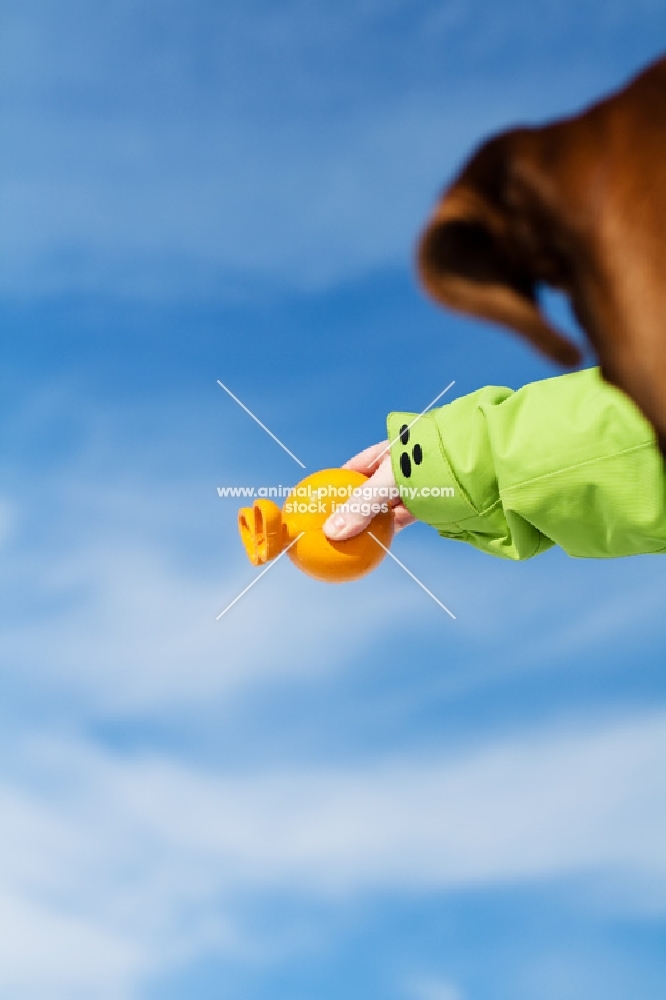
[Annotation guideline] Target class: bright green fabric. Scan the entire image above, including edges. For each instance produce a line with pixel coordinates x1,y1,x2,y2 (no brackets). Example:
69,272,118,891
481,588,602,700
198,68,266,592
386,367,666,560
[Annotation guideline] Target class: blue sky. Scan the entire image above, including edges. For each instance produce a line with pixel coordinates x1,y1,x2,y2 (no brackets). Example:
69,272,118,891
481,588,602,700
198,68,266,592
2,1,666,997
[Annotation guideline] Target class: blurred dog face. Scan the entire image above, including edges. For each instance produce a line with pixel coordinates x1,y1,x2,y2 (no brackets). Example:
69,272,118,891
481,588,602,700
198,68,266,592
418,54,666,448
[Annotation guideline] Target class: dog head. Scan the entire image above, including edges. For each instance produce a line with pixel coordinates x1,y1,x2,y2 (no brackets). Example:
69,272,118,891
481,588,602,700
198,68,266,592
417,55,666,447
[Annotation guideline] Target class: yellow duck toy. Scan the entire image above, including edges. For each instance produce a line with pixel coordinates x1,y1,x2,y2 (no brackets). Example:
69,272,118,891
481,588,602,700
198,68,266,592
238,469,394,583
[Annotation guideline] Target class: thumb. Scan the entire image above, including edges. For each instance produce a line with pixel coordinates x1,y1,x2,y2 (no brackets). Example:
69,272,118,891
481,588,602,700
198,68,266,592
323,455,395,541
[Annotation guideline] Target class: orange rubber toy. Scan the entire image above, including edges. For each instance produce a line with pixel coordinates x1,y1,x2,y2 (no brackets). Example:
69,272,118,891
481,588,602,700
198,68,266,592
238,469,394,583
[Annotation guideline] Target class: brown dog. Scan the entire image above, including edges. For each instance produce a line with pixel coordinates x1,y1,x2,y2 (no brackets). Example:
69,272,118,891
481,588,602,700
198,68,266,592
417,54,666,448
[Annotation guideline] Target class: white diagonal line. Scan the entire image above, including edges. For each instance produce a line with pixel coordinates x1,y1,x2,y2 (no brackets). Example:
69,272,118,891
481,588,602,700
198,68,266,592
217,380,306,468
368,532,456,619
216,533,304,620
376,380,455,463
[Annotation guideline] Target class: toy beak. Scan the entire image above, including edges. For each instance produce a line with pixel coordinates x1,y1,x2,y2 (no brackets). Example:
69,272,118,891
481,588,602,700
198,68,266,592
238,500,284,566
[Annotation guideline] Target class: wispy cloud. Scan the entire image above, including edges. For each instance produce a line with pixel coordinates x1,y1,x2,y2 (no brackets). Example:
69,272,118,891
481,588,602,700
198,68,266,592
404,975,463,1000
0,710,665,996
3,438,665,717
0,533,426,712
3,0,662,298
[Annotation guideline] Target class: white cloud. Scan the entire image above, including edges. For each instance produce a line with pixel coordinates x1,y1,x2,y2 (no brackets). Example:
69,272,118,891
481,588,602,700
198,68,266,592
0,379,456,713
404,975,463,1000
2,0,645,298
3,443,666,716
0,92,496,297
0,710,665,996
0,531,430,711
0,496,17,548
0,890,143,1000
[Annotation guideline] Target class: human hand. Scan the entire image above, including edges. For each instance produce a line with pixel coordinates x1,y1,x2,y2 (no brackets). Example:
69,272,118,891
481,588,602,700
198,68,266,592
322,441,416,541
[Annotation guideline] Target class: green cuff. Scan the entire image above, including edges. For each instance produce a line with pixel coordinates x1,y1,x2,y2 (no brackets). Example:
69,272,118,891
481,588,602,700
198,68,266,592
386,406,549,559
386,410,477,528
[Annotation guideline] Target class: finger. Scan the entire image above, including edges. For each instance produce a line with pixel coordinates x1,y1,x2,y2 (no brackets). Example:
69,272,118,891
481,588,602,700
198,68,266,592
341,441,390,476
393,505,417,532
324,455,396,541
343,442,402,509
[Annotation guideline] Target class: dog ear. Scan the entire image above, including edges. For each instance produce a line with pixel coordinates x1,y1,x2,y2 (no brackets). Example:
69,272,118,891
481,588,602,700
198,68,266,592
417,172,581,367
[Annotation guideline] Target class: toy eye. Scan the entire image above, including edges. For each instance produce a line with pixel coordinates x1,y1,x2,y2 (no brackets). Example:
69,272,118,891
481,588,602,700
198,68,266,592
412,443,422,465
400,424,410,445
400,452,412,478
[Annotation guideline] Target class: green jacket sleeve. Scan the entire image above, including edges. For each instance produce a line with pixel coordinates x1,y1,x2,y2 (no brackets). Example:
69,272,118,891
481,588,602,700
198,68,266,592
386,367,666,560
